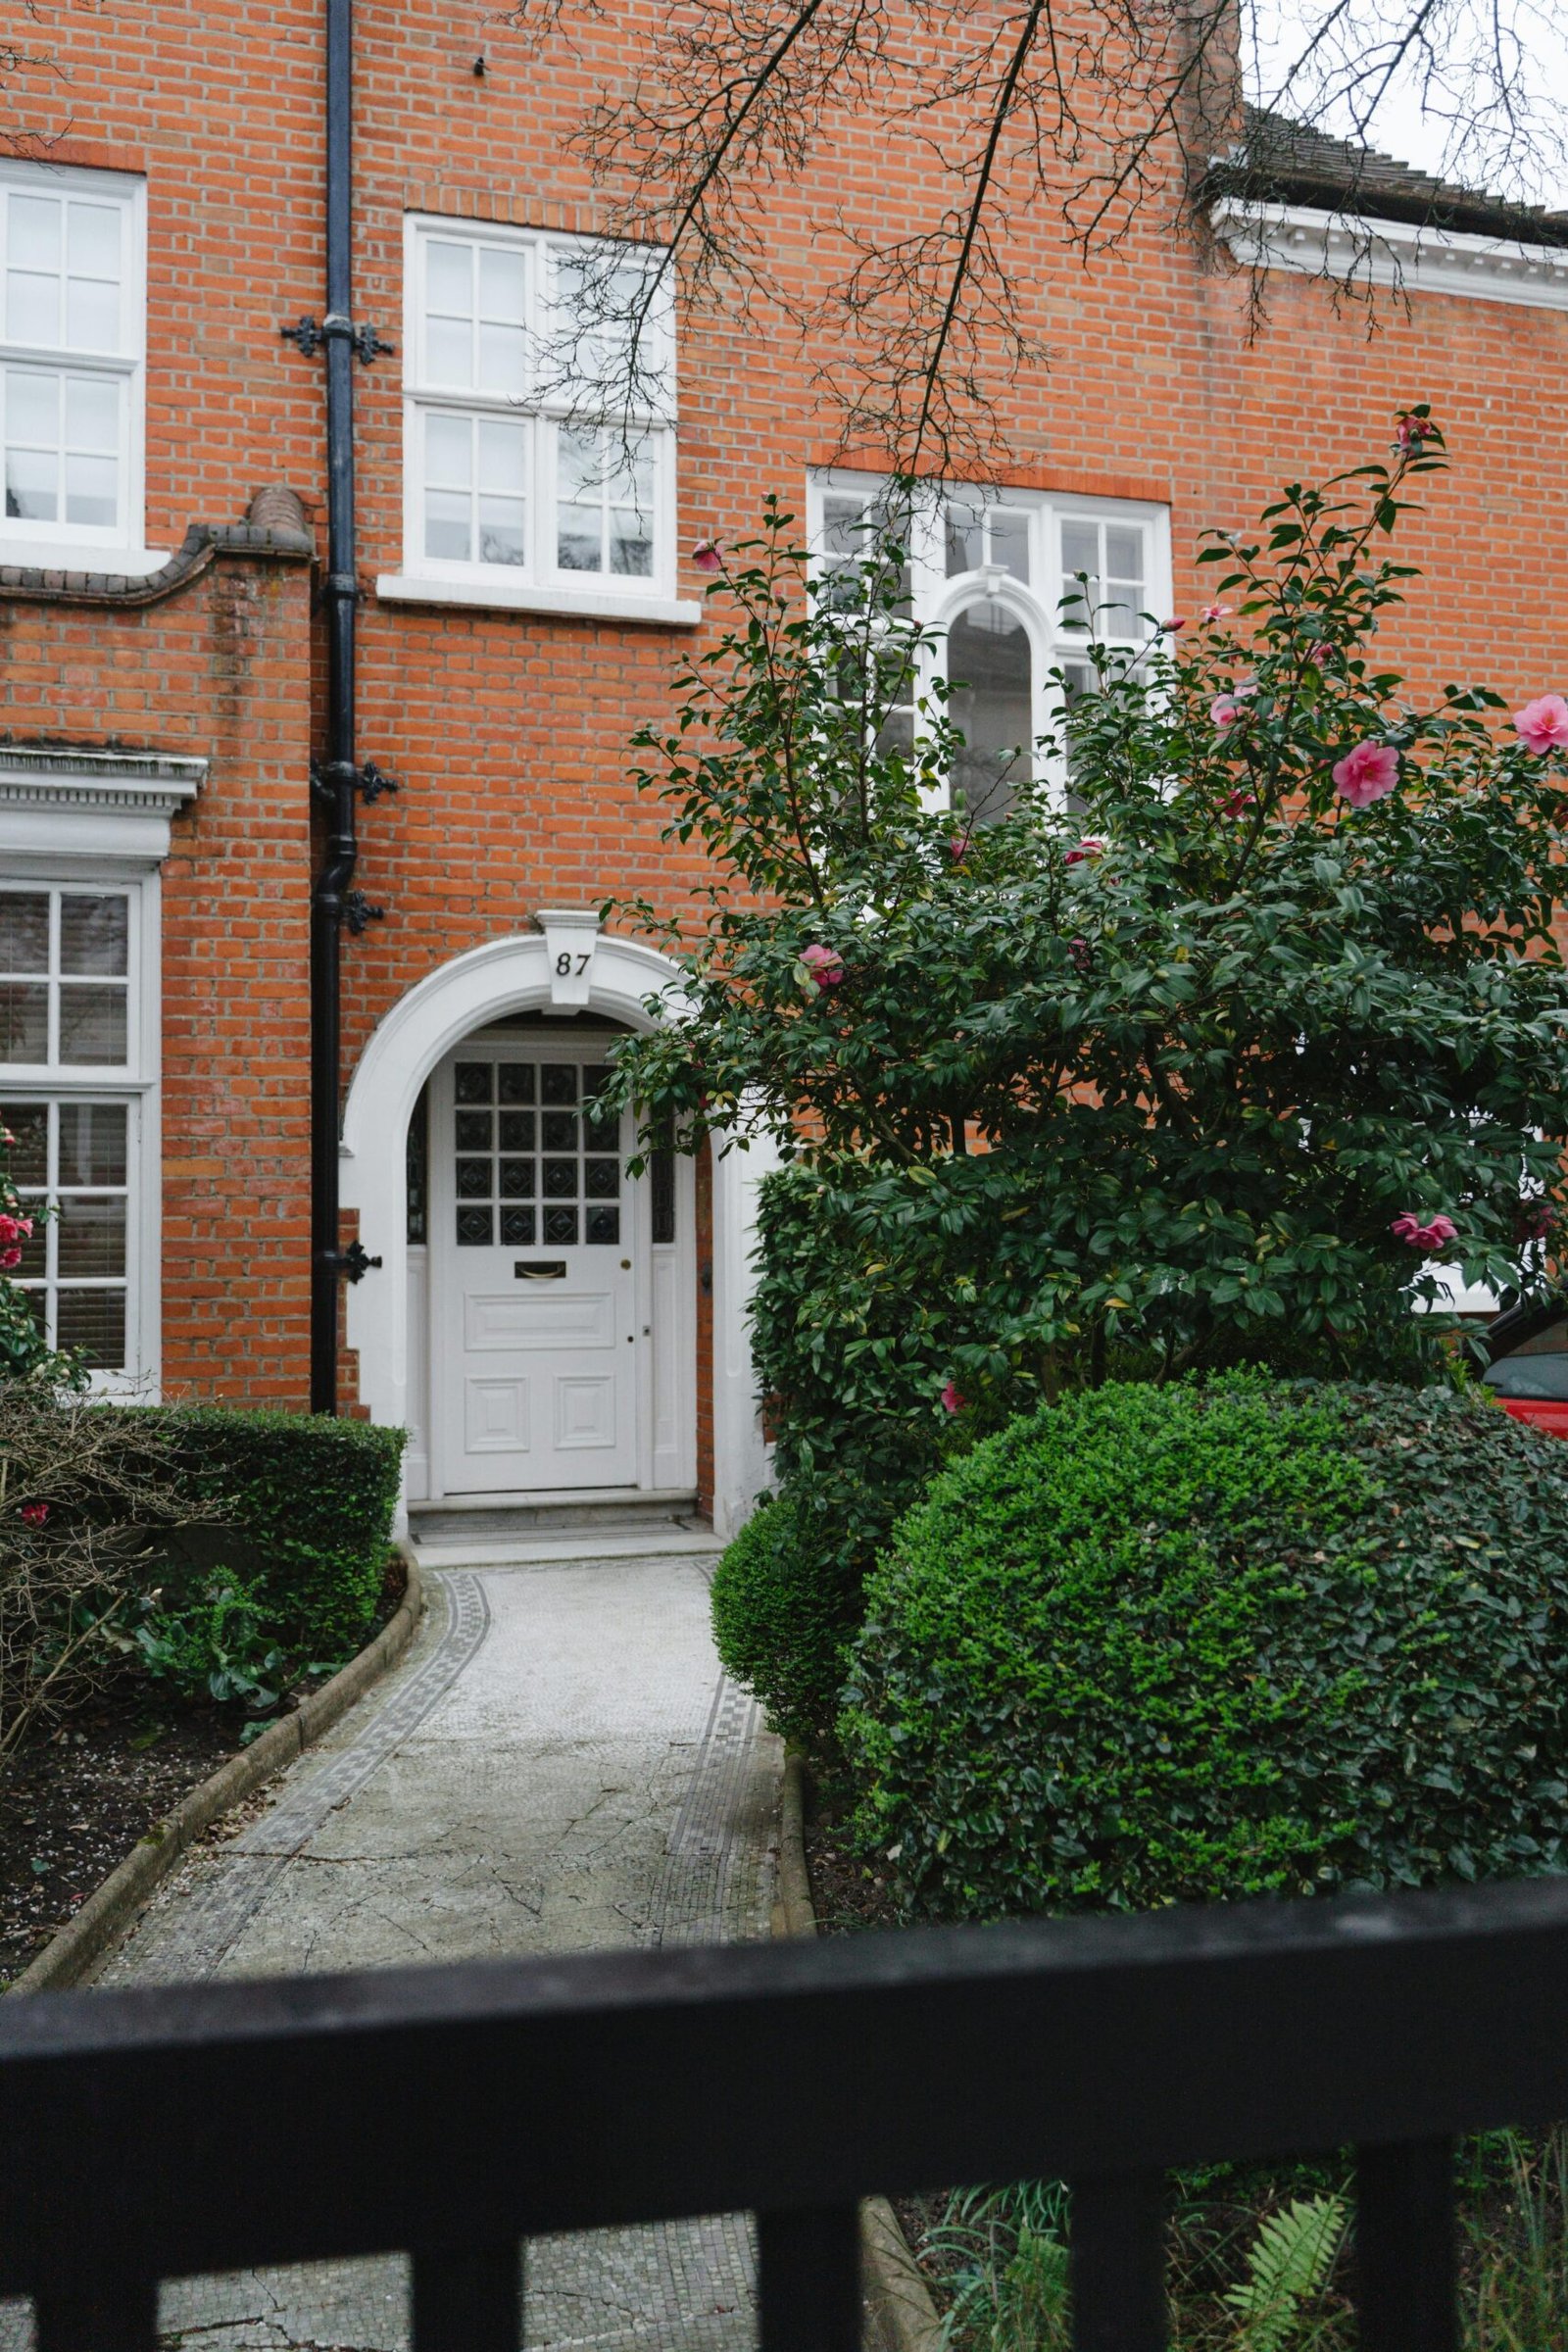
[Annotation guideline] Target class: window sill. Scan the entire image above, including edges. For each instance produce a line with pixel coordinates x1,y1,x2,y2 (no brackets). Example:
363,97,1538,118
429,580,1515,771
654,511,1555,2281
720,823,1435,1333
0,539,171,579
375,571,703,627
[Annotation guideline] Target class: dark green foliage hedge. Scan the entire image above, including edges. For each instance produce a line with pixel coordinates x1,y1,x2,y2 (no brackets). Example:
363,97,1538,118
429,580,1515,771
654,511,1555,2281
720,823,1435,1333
843,1377,1568,1919
710,1494,864,1744
134,1406,405,1661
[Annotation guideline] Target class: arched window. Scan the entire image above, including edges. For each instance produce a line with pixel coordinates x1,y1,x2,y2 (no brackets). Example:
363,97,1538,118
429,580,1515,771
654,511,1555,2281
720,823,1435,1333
947,598,1033,824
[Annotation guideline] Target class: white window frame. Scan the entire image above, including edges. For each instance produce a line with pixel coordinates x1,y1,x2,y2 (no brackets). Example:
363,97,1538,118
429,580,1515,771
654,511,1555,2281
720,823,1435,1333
0,868,159,1392
382,214,699,626
807,471,1172,810
0,161,155,573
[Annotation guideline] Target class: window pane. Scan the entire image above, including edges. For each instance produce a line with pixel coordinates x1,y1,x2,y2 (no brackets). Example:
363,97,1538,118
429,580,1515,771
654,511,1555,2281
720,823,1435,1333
948,599,1034,825
64,451,118,527
59,1101,126,1185
477,418,527,493
65,275,119,352
424,489,470,562
0,894,49,973
59,895,128,976
945,502,984,575
823,494,868,559
558,429,604,500
57,982,126,1064
65,376,119,451
0,1101,47,1183
58,1194,124,1277
7,369,57,444
477,499,526,565
991,511,1030,584
426,240,472,317
557,507,601,572
478,244,526,319
56,1286,125,1370
13,1221,45,1281
67,203,120,278
425,316,471,387
9,195,61,270
1105,525,1144,582
476,321,526,392
5,445,58,521
5,270,59,346
609,505,652,576
0,983,47,1060
425,413,471,487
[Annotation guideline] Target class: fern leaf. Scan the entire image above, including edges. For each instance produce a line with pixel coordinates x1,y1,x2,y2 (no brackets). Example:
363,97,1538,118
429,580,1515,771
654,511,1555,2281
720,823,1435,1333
1225,2192,1348,2352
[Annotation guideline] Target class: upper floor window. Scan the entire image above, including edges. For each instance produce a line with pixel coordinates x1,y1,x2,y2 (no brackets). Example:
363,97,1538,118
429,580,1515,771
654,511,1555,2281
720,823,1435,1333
0,165,145,562
400,217,676,603
808,473,1169,823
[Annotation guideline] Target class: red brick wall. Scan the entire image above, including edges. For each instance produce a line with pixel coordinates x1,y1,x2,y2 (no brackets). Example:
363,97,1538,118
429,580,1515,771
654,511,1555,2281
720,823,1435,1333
7,1,1568,1428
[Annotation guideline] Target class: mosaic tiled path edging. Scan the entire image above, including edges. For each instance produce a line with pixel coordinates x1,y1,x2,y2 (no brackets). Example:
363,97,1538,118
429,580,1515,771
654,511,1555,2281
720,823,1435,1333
0,1550,781,2352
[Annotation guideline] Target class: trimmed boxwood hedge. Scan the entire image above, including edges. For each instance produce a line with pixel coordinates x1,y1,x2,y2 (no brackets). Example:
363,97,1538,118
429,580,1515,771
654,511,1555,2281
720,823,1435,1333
711,1494,863,1745
129,1405,406,1661
842,1376,1568,1919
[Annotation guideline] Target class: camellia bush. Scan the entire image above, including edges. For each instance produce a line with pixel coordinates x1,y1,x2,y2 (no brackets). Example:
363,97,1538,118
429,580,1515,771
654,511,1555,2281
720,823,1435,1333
610,415,1568,1730
841,1376,1568,1919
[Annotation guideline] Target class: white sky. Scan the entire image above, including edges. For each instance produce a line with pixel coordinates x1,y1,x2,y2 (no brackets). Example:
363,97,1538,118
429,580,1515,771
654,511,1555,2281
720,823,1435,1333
1248,0,1568,209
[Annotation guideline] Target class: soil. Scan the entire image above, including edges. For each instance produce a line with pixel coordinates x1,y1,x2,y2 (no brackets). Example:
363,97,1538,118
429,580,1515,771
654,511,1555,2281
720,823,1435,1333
0,1554,407,1989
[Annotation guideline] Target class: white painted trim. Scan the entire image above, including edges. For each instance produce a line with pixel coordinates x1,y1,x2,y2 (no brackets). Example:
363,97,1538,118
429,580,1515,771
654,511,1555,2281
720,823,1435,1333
0,747,205,863
374,571,701,626
710,1125,779,1541
1209,197,1568,311
341,930,763,1534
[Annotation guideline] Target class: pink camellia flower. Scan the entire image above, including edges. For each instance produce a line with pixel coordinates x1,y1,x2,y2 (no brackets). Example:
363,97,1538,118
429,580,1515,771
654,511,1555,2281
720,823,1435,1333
1069,936,1093,971
690,539,723,574
1512,694,1568,757
20,1503,47,1527
794,943,845,998
948,835,968,861
1159,617,1186,634
1064,836,1106,865
1391,1211,1458,1252
1395,411,1438,455
1210,683,1256,729
1200,602,1233,623
1332,740,1399,808
1220,788,1255,817
1517,1200,1554,1243
940,1380,966,1415
0,1211,31,1272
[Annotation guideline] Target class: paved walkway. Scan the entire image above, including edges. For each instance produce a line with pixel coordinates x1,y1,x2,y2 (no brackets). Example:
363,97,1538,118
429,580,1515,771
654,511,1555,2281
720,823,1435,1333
4,1550,781,2352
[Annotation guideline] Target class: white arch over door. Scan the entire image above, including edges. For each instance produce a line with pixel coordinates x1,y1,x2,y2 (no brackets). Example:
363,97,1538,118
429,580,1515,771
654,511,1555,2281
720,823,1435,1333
339,927,772,1537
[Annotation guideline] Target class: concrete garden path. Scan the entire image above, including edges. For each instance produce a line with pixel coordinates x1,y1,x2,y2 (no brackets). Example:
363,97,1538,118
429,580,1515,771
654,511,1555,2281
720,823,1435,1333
4,1547,782,2352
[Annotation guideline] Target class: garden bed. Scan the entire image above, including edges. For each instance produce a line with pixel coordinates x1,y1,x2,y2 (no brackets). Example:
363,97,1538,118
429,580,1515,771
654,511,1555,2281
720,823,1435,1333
0,1551,406,1989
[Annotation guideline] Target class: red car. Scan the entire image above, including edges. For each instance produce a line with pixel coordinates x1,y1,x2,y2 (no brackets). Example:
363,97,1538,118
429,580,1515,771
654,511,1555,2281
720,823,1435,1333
1481,1298,1568,1439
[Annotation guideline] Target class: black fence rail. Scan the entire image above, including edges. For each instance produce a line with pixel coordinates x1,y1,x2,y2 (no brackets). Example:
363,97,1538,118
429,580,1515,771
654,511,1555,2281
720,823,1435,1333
6,1874,1568,2352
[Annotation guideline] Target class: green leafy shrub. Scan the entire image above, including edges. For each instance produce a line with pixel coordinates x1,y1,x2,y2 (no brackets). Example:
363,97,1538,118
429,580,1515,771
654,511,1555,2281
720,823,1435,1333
710,1494,862,1743
608,423,1568,1677
134,1571,285,1716
149,1406,405,1660
843,1378,1568,1918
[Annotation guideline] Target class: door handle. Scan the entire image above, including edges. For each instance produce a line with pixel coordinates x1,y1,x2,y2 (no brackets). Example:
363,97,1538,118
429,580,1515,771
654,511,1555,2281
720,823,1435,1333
514,1260,566,1280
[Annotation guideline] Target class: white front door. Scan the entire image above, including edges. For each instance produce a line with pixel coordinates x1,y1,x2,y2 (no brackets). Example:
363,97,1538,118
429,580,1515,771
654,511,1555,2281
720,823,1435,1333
432,1041,640,1494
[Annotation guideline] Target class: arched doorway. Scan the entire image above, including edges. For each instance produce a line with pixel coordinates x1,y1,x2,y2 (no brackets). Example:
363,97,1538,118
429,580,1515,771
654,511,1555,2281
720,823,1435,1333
340,923,773,1534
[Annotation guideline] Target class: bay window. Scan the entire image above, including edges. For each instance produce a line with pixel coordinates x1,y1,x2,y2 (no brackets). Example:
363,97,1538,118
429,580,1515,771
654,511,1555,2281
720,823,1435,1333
808,473,1170,822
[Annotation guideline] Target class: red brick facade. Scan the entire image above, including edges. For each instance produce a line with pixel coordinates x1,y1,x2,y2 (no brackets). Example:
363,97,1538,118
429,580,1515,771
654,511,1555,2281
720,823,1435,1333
4,5,1565,1521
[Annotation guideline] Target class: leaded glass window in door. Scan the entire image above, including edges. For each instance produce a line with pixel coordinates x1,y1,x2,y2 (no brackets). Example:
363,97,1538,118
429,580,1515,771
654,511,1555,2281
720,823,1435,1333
451,1059,622,1247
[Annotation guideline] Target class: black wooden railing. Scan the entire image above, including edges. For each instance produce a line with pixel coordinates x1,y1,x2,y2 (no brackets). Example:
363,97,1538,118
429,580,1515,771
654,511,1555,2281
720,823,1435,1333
6,1874,1568,2352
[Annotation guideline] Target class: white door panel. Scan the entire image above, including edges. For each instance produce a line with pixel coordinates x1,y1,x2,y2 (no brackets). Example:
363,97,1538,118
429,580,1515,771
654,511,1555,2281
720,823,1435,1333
433,1044,639,1494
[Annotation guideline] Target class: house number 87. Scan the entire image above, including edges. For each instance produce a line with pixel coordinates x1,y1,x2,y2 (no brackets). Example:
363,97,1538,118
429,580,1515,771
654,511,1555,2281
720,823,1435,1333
556,952,591,976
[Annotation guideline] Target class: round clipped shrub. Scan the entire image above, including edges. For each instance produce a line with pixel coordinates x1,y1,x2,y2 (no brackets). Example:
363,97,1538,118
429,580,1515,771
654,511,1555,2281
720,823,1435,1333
841,1376,1568,1919
711,1494,861,1744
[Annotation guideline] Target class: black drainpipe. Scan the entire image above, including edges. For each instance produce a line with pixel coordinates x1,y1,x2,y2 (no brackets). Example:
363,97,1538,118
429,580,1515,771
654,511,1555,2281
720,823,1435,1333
283,0,395,1415
285,0,402,1401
